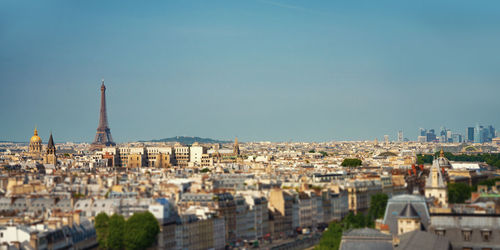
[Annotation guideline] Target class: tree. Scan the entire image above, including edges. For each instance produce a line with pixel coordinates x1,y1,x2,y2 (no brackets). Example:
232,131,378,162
368,193,389,221
124,212,160,250
95,213,110,249
416,154,433,164
341,158,362,167
478,178,500,188
448,183,472,204
319,151,328,157
200,168,211,173
107,214,125,250
315,222,342,250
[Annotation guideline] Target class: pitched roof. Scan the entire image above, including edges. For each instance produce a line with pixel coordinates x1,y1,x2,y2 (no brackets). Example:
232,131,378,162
47,133,55,149
382,195,430,235
340,228,393,250
399,203,420,219
396,230,451,250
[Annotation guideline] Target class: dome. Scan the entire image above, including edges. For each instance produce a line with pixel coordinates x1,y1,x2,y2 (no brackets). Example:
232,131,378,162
436,148,451,167
30,128,42,143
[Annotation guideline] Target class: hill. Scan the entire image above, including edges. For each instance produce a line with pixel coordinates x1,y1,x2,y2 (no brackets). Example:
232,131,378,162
141,136,232,145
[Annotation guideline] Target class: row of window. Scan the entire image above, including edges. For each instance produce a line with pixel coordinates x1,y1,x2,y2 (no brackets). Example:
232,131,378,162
435,229,492,242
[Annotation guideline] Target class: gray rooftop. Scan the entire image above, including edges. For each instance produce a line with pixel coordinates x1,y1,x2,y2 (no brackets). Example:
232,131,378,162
340,228,393,250
396,230,451,250
383,194,430,235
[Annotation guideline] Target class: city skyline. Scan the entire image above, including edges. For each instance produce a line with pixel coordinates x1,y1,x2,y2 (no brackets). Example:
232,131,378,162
2,0,500,142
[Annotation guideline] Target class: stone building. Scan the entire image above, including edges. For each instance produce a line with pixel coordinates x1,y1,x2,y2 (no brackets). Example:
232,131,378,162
29,127,43,154
425,158,448,207
397,203,422,235
44,133,57,165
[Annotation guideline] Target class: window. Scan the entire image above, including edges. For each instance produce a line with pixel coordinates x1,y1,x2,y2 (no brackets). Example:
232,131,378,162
435,229,445,236
481,230,491,242
462,230,472,241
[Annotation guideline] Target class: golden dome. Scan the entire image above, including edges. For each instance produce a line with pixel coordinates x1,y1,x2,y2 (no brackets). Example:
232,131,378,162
30,127,42,143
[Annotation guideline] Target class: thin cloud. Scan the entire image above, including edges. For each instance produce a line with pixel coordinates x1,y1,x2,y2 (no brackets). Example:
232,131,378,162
258,0,312,13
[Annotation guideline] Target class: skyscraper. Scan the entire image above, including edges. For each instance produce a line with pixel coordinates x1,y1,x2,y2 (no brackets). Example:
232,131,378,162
426,129,436,142
397,130,403,142
90,80,116,151
467,127,474,142
488,125,495,140
419,128,426,137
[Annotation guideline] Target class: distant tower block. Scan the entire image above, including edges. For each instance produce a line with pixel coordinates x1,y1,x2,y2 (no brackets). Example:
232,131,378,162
90,80,116,151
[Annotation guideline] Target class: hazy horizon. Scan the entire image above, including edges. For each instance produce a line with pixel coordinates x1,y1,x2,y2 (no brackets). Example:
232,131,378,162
1,0,500,143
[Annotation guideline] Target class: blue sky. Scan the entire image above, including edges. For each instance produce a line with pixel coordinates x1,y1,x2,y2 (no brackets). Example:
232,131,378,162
1,0,499,142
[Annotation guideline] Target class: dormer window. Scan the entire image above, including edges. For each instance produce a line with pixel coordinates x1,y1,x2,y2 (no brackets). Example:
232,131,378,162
481,229,491,242
462,229,472,241
435,228,445,236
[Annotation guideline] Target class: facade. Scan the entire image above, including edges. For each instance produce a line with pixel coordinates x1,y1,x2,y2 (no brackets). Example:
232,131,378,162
175,213,226,250
429,214,500,250
345,180,382,214
397,203,421,235
268,189,293,239
190,142,205,165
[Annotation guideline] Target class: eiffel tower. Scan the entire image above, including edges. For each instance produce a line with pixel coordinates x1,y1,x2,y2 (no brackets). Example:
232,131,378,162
90,80,116,150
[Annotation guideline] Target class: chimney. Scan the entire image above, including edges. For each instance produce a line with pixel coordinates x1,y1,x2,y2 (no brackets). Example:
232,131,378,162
73,212,81,225
29,232,38,249
494,181,500,193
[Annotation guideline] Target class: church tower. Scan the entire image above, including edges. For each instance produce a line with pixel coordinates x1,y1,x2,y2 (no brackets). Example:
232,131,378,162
233,137,240,155
44,133,57,165
29,127,43,154
425,158,448,207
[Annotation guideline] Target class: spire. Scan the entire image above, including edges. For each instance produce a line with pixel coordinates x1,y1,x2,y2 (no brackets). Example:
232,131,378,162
47,133,54,148
440,148,444,158
47,132,56,154
91,79,116,151
34,126,38,136
101,79,106,91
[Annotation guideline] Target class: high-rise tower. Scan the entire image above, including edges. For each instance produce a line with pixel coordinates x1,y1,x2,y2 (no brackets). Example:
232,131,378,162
90,80,116,151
